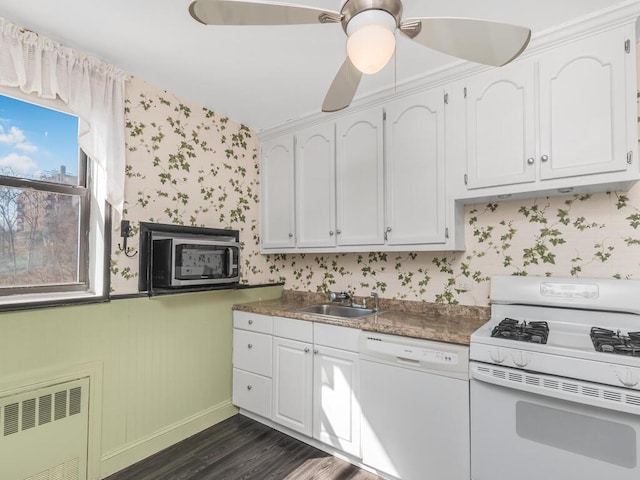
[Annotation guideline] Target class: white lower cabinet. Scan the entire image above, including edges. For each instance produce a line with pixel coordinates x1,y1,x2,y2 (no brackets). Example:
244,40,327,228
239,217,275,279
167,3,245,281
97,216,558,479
232,369,272,419
272,318,362,457
272,335,313,436
232,312,274,419
312,344,360,457
233,329,272,377
232,312,362,459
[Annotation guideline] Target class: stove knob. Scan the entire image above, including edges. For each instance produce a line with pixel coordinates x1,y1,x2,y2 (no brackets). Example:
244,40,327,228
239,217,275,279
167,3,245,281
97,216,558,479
512,352,530,368
489,348,506,364
616,368,640,388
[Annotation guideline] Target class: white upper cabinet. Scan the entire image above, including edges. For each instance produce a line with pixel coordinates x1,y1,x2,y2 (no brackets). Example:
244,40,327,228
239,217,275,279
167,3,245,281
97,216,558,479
259,17,639,253
464,24,637,195
261,135,295,249
335,107,385,247
385,90,447,245
295,123,336,248
466,60,536,189
538,27,629,180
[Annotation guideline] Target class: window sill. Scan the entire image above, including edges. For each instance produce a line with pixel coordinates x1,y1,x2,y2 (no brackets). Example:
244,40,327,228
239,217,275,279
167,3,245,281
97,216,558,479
0,290,108,312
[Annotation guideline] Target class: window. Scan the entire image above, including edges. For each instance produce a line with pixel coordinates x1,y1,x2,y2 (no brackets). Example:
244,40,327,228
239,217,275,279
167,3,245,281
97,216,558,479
0,93,106,303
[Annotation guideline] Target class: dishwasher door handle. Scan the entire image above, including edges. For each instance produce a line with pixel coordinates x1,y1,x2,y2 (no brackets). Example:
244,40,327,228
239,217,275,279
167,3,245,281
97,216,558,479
396,356,421,366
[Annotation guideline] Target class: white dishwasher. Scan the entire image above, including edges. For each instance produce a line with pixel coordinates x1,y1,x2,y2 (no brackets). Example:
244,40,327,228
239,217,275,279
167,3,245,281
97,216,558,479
360,332,470,480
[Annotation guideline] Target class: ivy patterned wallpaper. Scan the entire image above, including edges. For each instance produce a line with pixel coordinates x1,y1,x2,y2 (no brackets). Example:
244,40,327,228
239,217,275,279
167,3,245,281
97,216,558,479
110,77,270,294
112,77,640,307
265,191,640,306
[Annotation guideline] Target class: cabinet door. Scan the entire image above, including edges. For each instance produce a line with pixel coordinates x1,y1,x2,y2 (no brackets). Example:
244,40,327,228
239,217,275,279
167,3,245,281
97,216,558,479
538,27,630,180
466,60,536,189
335,107,385,246
385,90,446,245
261,135,295,248
295,124,336,247
272,336,313,436
313,346,361,458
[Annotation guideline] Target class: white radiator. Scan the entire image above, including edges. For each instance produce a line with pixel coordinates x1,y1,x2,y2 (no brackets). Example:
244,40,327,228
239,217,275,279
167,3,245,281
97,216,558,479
0,377,90,480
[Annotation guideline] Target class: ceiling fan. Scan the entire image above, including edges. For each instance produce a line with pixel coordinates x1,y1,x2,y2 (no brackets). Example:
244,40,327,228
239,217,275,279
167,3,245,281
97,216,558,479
188,0,531,112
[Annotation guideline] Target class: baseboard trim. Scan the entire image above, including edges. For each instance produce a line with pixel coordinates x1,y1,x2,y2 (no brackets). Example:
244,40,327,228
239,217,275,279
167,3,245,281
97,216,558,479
100,400,238,478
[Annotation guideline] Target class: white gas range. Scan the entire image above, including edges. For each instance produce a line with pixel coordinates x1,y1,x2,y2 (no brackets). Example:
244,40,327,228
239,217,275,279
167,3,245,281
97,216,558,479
470,275,640,480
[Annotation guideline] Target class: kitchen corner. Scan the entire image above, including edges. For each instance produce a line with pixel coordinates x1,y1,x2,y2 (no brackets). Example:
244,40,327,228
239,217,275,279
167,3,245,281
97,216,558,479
233,290,490,345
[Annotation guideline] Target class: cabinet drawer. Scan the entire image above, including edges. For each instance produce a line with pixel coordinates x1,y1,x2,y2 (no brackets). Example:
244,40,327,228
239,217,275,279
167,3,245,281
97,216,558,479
233,330,272,377
233,368,272,419
233,311,273,334
314,323,360,352
273,316,313,342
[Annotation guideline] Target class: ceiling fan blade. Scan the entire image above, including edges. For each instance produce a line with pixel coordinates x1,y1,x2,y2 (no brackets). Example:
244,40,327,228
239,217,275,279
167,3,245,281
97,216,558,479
322,57,363,113
400,17,531,67
189,0,341,26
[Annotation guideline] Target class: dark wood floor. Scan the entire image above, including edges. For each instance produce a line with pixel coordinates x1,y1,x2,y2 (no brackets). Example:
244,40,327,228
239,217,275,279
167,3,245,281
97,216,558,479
105,414,384,480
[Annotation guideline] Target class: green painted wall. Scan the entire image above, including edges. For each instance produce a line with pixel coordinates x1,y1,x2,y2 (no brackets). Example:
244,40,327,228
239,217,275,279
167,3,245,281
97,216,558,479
0,285,282,477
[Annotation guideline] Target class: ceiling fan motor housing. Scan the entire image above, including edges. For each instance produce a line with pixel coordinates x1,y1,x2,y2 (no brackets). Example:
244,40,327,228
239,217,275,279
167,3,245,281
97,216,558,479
340,0,403,33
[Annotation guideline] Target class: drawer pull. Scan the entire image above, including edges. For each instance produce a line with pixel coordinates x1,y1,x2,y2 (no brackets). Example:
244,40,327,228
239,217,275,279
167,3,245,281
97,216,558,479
248,319,254,325
247,343,253,349
247,385,253,390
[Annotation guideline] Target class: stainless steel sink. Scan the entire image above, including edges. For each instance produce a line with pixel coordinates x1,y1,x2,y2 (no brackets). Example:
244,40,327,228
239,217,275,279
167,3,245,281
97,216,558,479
296,304,377,319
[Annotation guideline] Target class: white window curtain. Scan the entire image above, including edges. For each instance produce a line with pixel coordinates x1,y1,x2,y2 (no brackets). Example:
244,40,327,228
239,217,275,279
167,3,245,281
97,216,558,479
0,17,127,218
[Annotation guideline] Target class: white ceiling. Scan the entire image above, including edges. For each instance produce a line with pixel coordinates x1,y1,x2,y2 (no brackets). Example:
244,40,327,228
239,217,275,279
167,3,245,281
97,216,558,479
0,0,631,131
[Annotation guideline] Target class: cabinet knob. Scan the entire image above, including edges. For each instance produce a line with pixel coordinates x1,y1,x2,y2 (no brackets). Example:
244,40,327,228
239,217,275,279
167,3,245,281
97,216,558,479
248,319,253,325
527,157,535,165
247,343,253,349
313,349,319,354
247,385,253,390
541,155,549,162
336,229,342,235
288,233,294,238
304,347,310,353
386,227,392,233
329,230,334,236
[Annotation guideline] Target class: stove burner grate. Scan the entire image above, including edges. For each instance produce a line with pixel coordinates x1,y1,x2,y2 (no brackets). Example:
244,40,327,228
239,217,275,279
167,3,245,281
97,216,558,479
490,317,549,344
590,327,640,356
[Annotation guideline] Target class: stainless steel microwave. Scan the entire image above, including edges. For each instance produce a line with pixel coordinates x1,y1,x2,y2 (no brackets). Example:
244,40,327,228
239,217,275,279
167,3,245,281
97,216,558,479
151,234,240,288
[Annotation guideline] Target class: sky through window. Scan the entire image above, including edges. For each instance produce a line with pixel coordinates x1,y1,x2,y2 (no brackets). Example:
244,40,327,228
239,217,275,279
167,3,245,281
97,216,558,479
0,94,78,179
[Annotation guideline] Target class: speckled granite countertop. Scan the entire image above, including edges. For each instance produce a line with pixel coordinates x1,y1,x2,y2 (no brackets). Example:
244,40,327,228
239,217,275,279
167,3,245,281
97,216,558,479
233,291,490,346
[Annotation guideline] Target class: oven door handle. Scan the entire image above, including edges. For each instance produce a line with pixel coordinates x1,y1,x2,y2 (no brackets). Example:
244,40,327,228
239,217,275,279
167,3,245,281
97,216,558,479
470,361,640,415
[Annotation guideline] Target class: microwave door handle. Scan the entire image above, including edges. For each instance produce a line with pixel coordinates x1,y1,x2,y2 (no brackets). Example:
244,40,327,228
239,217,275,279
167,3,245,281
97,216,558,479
226,247,234,278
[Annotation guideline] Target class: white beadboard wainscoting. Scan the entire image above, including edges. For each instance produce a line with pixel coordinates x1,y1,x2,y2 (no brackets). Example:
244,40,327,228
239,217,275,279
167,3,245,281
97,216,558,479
0,285,283,479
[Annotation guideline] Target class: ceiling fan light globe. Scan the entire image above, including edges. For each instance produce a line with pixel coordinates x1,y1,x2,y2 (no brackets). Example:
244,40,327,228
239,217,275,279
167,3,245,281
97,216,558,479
346,10,396,74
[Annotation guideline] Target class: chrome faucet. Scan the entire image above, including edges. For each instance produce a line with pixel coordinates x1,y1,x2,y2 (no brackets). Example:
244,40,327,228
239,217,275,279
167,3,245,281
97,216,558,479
370,292,379,312
328,290,379,311
328,291,351,305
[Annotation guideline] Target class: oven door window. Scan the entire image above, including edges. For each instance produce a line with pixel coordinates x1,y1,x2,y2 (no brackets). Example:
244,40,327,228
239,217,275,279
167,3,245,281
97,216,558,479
175,244,236,279
516,401,636,468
